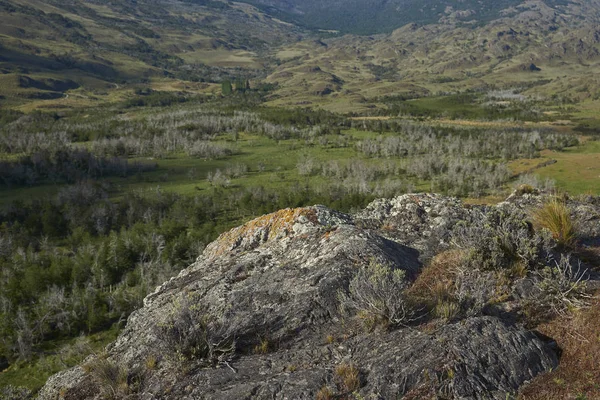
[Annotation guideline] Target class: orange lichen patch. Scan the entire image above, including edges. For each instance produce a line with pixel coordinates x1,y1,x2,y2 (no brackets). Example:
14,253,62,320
322,227,338,240
205,207,318,258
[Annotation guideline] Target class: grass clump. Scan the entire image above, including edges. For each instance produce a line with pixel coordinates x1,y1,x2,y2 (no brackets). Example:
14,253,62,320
253,338,271,355
316,386,335,400
532,198,576,248
334,362,361,393
433,301,460,322
83,355,130,400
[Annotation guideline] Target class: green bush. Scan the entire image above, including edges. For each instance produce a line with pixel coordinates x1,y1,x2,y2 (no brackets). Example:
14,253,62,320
338,262,414,329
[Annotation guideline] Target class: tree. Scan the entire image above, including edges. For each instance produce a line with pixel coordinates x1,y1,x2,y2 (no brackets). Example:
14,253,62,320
221,80,232,96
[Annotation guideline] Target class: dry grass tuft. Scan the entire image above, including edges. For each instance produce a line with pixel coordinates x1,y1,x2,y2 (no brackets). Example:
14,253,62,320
334,362,360,393
253,338,271,354
519,293,600,400
407,250,465,321
433,300,460,321
532,199,576,247
83,354,130,399
316,386,335,400
145,355,157,371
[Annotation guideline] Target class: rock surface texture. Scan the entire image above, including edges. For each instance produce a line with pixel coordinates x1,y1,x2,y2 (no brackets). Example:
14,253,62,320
38,194,564,400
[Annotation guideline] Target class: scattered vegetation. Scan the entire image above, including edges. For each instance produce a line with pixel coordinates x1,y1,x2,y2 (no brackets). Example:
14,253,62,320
1,0,600,396
519,294,600,399
0,385,32,400
316,385,335,400
0,49,598,394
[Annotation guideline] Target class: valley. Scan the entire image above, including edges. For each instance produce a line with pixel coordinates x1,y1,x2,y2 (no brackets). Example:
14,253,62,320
1,0,600,398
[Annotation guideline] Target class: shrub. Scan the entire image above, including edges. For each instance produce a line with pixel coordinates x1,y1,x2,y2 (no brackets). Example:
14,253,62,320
532,199,576,248
338,262,414,329
156,298,235,367
514,174,555,192
529,255,590,318
452,207,553,271
453,267,499,318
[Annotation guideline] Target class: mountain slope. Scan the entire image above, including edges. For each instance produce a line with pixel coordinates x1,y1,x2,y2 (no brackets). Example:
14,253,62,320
264,0,600,110
0,0,304,105
239,0,576,34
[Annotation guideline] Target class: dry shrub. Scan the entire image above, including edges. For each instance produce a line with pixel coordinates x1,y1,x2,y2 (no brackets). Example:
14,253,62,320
518,293,600,400
515,184,536,196
156,297,235,368
334,362,360,393
532,199,576,248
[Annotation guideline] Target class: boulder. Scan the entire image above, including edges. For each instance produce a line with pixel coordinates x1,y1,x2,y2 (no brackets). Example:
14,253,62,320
38,201,559,400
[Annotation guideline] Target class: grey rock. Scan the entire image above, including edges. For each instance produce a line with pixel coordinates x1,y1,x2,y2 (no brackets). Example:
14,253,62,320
38,199,560,400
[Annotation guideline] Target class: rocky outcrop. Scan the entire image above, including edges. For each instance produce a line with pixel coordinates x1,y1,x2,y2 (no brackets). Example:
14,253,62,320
38,195,562,400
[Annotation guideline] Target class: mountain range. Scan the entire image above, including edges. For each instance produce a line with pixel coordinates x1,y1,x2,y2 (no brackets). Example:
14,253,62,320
2,0,600,111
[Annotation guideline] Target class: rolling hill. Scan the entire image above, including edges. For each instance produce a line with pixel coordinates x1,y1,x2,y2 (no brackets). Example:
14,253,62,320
0,0,305,107
262,0,600,111
239,0,576,34
2,0,600,113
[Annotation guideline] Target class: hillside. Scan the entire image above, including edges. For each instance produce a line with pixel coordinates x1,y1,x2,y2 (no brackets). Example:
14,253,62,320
0,0,304,107
36,191,600,399
264,0,600,111
3,0,600,114
241,0,571,34
240,0,574,34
